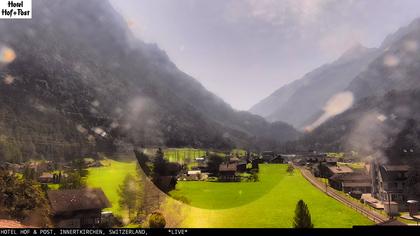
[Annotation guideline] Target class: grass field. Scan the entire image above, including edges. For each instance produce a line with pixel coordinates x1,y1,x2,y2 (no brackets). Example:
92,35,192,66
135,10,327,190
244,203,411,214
167,164,373,228
86,159,138,217
163,148,206,163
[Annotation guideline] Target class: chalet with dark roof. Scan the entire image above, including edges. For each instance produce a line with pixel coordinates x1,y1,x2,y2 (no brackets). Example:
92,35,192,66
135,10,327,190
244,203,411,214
219,163,238,181
329,172,371,193
47,188,110,228
318,164,354,178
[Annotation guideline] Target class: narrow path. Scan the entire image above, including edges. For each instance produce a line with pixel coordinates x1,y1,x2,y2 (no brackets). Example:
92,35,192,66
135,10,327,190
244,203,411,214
299,167,388,224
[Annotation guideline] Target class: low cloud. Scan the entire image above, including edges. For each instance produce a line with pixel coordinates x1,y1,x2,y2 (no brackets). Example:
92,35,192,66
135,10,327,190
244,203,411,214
305,91,354,132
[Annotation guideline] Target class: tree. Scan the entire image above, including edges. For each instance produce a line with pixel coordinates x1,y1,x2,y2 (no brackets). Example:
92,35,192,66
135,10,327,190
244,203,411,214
151,148,169,191
134,149,150,176
152,148,167,178
118,174,139,220
0,170,51,227
23,166,36,180
207,154,224,175
59,171,86,189
287,163,295,175
71,159,88,177
148,212,166,228
293,200,314,228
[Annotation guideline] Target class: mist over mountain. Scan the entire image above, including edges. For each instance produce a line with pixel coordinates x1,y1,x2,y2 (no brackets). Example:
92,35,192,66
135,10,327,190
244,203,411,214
348,18,420,99
0,0,299,162
250,43,380,129
291,18,420,163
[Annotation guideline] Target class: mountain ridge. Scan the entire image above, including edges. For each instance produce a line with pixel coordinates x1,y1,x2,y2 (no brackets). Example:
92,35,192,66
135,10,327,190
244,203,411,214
250,42,380,128
0,0,299,162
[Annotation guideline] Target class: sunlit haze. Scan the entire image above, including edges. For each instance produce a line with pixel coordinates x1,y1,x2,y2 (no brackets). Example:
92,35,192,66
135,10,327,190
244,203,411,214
110,0,420,110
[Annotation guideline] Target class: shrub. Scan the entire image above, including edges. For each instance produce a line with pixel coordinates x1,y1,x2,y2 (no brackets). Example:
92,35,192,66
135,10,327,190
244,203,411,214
148,212,166,228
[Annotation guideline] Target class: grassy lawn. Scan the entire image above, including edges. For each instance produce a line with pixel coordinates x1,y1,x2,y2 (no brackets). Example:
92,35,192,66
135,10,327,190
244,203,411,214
47,183,60,190
163,148,206,163
86,159,138,217
167,164,373,228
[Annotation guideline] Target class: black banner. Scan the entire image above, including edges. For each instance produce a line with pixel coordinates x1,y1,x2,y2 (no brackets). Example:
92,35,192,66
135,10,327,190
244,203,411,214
0,227,420,236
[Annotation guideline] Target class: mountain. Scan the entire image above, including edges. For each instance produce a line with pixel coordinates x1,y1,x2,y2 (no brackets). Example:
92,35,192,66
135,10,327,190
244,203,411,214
291,18,420,161
348,19,420,99
293,90,420,160
0,0,299,162
250,43,380,129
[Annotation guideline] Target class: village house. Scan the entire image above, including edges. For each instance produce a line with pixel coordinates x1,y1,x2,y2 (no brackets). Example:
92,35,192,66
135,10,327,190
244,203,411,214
38,172,54,183
292,158,306,166
47,188,111,228
218,163,238,181
328,172,372,194
318,164,354,178
186,170,201,181
261,151,275,163
370,161,420,211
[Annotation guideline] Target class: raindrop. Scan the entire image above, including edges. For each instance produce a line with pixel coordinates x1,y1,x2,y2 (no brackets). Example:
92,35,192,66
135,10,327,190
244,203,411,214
0,46,16,64
377,114,387,122
383,54,399,67
3,74,15,85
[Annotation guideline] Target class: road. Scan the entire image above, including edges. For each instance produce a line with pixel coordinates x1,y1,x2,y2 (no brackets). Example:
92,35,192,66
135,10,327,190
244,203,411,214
299,167,388,224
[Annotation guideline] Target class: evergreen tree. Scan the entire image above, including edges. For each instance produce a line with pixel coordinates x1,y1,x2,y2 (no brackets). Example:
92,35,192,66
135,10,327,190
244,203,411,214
293,200,314,228
207,154,224,174
152,148,167,178
134,149,150,176
151,148,170,191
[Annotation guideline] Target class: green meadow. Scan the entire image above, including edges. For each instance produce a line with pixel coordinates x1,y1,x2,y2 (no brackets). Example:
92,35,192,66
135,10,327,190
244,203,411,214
168,164,373,228
85,159,372,228
86,159,138,217
163,148,206,163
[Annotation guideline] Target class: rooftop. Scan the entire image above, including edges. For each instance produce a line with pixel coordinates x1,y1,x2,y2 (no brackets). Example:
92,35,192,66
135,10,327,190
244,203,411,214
47,188,110,215
330,172,371,182
219,163,237,172
327,165,354,174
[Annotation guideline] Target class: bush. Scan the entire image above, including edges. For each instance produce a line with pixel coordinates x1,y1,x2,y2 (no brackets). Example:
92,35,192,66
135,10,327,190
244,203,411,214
148,212,166,228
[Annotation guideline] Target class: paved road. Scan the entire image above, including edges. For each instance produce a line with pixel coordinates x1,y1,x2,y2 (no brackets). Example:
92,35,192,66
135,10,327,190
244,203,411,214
299,167,388,224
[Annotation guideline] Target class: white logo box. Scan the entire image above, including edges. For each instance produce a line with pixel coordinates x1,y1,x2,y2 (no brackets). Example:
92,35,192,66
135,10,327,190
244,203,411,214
0,0,32,19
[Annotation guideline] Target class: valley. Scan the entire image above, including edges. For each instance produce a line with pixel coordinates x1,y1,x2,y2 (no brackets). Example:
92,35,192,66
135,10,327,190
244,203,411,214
1,0,420,231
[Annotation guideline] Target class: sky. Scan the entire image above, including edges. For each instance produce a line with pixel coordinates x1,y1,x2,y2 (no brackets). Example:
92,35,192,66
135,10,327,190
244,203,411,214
110,0,420,111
